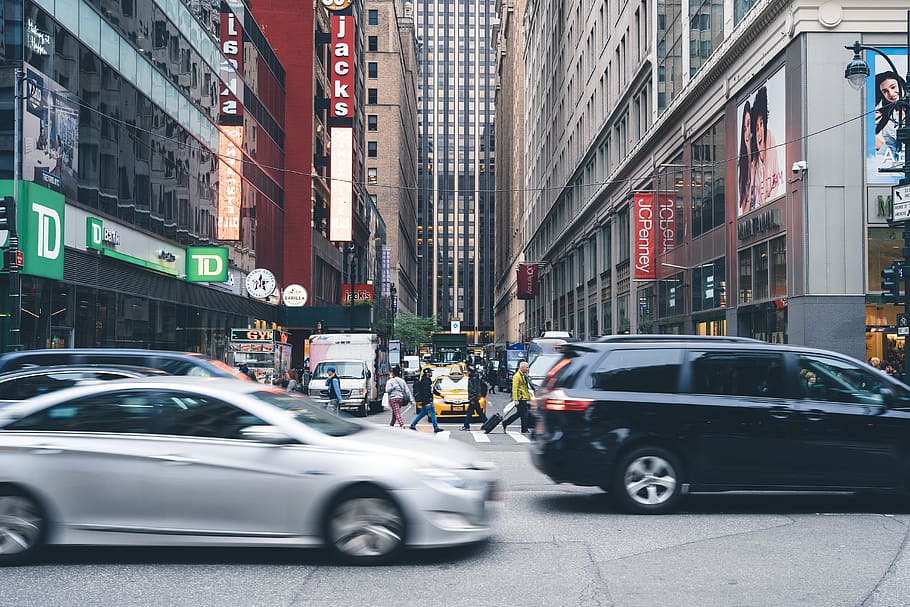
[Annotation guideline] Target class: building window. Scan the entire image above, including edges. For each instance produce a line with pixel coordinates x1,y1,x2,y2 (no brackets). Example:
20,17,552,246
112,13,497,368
368,62,378,79
689,0,724,76
690,118,725,238
657,0,683,112
368,167,378,184
368,115,378,131
368,9,379,25
368,141,377,158
368,36,378,52
368,88,378,104
692,257,726,312
734,0,758,25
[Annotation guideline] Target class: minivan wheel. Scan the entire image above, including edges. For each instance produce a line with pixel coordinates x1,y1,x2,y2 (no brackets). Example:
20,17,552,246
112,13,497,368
324,487,406,564
0,489,47,565
612,447,684,515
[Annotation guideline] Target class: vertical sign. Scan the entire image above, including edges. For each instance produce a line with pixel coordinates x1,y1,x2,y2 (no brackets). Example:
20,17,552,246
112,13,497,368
19,182,64,280
633,192,655,280
516,263,540,299
331,15,355,118
656,194,675,255
330,127,353,241
218,126,243,240
381,245,391,297
219,6,244,119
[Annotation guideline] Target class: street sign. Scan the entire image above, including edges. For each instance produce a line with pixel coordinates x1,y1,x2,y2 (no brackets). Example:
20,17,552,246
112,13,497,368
450,320,460,334
892,184,910,222
899,314,909,336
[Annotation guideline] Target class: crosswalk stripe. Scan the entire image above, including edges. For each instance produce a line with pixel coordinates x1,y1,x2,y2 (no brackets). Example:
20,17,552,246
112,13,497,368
506,431,531,443
471,431,490,443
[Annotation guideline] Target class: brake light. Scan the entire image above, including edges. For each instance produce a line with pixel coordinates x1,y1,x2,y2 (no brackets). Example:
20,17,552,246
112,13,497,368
543,389,592,411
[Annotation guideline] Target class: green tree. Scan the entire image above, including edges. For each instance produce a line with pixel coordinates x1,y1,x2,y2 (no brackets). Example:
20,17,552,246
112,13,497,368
393,312,441,353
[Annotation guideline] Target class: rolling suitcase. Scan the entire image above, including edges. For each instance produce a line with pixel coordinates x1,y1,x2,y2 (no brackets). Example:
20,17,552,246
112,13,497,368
482,413,503,434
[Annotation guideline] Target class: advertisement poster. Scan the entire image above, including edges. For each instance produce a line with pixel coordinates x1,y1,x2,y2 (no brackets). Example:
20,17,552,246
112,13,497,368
865,48,908,185
736,68,786,216
23,67,79,201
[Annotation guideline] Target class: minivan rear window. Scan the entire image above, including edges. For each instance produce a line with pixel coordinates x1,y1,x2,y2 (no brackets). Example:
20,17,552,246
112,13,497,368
590,349,681,393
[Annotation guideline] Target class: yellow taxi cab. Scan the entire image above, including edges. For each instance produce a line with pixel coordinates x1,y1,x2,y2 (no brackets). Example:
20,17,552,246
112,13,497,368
431,371,486,420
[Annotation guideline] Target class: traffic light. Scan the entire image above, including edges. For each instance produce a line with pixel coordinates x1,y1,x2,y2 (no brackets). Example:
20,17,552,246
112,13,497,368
881,261,903,304
0,196,14,235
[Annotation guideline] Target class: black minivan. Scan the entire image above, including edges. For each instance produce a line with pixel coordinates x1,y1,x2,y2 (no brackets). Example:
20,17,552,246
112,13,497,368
531,336,910,514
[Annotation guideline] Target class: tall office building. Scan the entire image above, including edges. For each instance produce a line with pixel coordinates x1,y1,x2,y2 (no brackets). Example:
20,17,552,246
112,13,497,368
415,0,496,342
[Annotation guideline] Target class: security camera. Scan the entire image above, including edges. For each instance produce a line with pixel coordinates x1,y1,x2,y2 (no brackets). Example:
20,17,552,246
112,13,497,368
791,160,808,174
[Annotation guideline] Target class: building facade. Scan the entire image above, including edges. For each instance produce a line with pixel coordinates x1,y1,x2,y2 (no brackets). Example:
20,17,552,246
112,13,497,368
1,0,286,356
415,0,497,342
523,0,907,363
364,0,419,315
492,0,526,344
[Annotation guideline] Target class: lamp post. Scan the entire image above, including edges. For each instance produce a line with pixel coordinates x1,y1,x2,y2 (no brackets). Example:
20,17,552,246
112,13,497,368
347,244,356,332
845,19,910,378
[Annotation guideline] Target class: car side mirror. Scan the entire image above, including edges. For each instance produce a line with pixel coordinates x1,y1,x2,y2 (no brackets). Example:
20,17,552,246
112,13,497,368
240,425,297,445
366,370,371,379
879,387,896,406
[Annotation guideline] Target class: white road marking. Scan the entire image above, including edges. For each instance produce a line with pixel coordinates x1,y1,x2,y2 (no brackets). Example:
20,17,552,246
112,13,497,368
471,431,491,443
507,431,531,443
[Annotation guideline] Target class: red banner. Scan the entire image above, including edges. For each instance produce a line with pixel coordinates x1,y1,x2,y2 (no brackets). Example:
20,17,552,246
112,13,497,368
331,15,355,119
633,192,655,280
341,283,374,305
516,263,540,299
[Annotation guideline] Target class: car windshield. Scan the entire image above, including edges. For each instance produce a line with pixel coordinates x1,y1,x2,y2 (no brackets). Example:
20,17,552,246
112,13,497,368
528,354,563,378
312,362,365,379
435,376,467,391
251,391,362,437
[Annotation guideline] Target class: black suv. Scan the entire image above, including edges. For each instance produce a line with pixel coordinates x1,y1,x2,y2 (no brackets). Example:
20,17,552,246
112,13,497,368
531,337,910,514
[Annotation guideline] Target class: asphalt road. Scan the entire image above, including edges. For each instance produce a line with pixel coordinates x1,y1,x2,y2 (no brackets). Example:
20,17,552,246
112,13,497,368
4,393,910,607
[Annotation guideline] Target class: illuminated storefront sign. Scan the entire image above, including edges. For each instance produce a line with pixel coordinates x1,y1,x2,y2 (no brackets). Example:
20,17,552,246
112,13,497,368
219,6,244,117
218,126,243,240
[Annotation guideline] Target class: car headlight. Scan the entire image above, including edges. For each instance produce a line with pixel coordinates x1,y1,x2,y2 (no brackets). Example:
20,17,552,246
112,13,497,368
350,388,365,397
416,467,471,490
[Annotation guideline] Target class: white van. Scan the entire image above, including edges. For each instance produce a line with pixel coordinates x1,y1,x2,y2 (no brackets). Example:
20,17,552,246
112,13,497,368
308,334,389,412
308,359,372,416
401,355,421,381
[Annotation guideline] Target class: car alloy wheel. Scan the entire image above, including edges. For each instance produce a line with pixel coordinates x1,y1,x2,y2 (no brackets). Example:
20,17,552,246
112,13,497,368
0,491,46,565
326,488,405,564
613,446,684,514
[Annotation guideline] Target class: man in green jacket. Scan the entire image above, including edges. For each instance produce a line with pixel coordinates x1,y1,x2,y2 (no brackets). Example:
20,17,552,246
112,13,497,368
502,360,532,433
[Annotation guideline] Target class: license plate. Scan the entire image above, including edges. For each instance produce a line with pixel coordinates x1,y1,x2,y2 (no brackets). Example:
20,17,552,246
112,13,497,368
449,404,465,412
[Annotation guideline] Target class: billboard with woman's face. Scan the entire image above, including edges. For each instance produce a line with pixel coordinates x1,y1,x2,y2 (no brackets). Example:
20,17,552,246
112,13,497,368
865,48,908,185
736,68,786,217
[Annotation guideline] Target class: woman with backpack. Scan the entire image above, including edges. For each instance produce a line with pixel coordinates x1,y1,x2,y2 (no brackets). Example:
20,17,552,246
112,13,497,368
385,366,413,428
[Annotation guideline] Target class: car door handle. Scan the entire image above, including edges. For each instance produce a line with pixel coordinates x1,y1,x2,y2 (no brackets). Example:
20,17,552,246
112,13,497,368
301,470,332,476
802,409,825,422
27,444,64,455
150,454,196,465
769,407,791,420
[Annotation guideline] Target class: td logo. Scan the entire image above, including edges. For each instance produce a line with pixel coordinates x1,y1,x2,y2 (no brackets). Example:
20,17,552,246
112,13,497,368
186,246,229,282
19,184,64,280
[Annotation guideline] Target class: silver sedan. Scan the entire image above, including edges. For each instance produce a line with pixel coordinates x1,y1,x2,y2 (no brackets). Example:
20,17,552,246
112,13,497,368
0,377,498,565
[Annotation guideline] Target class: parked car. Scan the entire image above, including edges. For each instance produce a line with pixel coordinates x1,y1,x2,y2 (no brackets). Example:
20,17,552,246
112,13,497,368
0,365,168,408
0,349,248,380
431,372,487,420
0,377,498,565
532,337,910,514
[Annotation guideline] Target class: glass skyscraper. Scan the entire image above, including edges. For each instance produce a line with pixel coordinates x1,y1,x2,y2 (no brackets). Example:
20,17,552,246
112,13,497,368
415,0,496,341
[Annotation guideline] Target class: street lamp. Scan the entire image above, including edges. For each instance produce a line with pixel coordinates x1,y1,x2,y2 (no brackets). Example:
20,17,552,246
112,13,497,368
347,244,356,332
845,18,910,379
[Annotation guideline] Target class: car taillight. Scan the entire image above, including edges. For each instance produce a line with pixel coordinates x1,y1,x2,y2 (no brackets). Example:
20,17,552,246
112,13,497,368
543,389,592,412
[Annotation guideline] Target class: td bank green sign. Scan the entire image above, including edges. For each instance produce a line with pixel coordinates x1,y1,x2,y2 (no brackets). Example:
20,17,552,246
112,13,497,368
186,246,228,282
0,181,64,279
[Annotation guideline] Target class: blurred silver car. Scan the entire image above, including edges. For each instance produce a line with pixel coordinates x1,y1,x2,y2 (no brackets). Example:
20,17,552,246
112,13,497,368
0,365,169,408
0,378,498,565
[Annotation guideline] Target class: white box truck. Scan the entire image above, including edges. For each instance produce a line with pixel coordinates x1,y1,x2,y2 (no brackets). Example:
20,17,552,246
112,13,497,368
307,334,389,415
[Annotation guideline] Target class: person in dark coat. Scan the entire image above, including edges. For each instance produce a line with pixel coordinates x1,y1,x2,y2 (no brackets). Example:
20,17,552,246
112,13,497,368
460,365,488,431
409,367,442,432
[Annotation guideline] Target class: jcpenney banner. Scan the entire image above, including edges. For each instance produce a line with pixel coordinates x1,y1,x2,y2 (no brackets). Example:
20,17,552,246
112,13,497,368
634,193,656,280
516,263,540,299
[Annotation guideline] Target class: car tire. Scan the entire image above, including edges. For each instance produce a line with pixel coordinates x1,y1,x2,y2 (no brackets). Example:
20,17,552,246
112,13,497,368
611,446,684,515
0,488,47,566
357,403,368,417
324,486,406,565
